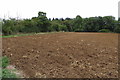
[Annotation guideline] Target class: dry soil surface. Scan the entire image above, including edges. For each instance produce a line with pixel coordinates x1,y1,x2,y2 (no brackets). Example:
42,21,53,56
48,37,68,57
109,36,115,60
2,32,118,78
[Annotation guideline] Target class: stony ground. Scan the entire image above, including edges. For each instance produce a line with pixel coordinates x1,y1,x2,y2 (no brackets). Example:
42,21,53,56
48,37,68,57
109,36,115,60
2,32,118,78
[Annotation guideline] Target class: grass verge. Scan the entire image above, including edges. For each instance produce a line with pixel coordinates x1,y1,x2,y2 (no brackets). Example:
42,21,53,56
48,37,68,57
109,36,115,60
1,32,59,38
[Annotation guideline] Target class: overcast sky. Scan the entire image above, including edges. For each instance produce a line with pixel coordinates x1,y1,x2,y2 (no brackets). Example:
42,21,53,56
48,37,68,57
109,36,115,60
0,0,119,19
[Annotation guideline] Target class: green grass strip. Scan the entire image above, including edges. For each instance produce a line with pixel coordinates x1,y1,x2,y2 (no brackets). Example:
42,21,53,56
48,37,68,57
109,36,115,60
1,32,59,38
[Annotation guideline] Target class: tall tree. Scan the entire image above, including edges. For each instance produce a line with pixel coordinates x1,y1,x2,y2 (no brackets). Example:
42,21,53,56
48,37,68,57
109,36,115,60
72,15,83,32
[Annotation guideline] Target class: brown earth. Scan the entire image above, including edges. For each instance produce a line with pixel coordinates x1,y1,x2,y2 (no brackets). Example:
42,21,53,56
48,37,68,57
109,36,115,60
2,32,118,78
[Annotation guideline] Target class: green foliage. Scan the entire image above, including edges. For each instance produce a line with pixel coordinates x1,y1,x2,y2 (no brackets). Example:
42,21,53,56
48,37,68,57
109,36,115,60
49,20,67,32
114,25,120,33
99,29,111,32
63,19,73,31
1,56,9,68
38,11,46,17
83,17,100,32
2,69,17,78
0,56,17,78
102,16,116,32
37,11,50,32
59,25,67,31
2,11,120,35
21,19,39,33
72,15,83,31
114,21,120,33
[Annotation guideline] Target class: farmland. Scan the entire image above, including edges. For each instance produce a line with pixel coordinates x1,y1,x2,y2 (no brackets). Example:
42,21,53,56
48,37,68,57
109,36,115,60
2,32,118,78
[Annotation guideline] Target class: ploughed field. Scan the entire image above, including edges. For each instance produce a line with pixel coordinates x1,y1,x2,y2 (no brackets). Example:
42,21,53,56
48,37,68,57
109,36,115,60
2,32,118,78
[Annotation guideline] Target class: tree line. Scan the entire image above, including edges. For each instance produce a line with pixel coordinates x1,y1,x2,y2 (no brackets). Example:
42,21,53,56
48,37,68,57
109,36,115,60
2,11,120,35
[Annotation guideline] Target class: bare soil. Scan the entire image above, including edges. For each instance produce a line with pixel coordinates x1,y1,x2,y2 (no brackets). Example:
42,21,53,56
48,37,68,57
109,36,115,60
2,32,118,78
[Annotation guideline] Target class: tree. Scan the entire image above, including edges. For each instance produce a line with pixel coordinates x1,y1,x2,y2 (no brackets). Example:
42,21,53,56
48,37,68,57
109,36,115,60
72,15,83,32
38,12,46,17
2,19,14,35
63,19,73,31
21,19,39,33
102,16,116,32
37,11,50,32
2,11,119,35
114,21,120,33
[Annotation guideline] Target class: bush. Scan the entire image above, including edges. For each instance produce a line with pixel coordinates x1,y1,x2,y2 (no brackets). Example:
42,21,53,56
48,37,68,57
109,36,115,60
114,26,120,33
2,69,17,78
0,56,17,78
99,29,111,32
1,56,9,68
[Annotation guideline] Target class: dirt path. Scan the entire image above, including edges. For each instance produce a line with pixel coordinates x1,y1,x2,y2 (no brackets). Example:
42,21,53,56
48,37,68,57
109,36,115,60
2,32,118,78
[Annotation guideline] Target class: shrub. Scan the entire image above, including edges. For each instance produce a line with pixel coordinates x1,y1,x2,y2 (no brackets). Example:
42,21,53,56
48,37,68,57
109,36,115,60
2,69,17,78
0,56,17,78
114,26,120,33
1,56,9,68
99,29,111,32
